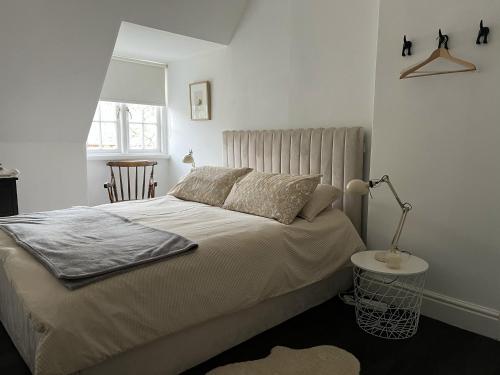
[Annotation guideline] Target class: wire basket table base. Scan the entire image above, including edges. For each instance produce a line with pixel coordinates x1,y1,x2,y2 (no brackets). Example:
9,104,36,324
353,266,426,339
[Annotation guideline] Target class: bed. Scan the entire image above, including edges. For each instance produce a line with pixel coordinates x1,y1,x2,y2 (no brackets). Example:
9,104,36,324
0,127,365,375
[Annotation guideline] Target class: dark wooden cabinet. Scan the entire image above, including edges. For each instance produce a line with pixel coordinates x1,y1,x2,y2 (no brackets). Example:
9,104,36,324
0,178,19,217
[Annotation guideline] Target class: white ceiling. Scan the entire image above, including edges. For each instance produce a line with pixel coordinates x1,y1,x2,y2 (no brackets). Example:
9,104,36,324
113,22,227,64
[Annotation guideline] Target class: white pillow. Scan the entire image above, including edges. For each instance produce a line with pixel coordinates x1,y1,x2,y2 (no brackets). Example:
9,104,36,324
298,184,341,221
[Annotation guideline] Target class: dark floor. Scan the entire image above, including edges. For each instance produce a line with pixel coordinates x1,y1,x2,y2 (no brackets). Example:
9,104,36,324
2,297,499,375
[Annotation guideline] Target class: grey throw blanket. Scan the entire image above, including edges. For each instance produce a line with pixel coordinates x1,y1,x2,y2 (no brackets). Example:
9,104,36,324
0,207,197,289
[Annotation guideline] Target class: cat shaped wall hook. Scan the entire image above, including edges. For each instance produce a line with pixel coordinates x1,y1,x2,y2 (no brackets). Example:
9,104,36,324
476,20,490,45
402,35,412,56
437,29,449,49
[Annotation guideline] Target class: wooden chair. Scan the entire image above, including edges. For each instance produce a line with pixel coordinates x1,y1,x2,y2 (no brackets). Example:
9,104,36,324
104,160,158,203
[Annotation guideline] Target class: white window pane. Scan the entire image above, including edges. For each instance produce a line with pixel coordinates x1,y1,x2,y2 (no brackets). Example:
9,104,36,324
129,123,143,149
87,122,101,149
143,124,158,149
127,104,143,122
92,104,100,122
88,102,164,153
143,106,157,123
101,122,118,149
100,102,117,121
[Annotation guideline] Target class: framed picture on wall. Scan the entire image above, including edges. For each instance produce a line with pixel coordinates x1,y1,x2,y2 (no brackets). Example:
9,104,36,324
189,81,211,120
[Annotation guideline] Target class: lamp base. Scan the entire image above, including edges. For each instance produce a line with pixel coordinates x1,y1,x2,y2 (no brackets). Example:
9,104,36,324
374,249,405,269
374,250,390,262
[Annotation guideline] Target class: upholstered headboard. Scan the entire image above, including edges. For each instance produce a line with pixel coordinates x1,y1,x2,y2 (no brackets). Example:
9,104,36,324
223,127,364,232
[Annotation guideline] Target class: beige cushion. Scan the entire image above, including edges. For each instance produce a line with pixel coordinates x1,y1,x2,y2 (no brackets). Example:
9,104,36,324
169,166,252,207
298,184,341,222
223,171,321,224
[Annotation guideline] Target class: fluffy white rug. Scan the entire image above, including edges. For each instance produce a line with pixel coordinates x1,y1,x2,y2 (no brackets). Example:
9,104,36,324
207,345,360,375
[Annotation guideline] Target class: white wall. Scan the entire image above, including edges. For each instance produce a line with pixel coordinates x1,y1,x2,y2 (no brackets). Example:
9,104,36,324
167,0,379,186
370,0,500,338
0,142,86,212
0,0,247,213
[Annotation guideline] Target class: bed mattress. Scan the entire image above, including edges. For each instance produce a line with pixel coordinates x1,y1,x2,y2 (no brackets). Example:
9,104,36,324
0,196,364,375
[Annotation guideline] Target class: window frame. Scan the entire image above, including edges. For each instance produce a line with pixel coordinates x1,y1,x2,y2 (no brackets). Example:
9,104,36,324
86,101,168,159
123,103,163,154
87,101,122,153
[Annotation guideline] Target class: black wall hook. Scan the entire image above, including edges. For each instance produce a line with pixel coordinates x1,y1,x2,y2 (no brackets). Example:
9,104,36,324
402,35,412,56
476,20,490,44
438,29,449,49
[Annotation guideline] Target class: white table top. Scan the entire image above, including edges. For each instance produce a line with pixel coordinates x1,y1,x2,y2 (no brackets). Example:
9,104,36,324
351,250,429,276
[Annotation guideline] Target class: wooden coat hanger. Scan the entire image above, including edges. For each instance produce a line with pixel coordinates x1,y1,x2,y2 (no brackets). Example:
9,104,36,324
400,30,477,79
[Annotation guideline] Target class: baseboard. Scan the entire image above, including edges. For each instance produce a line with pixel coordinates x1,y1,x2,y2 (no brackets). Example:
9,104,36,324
421,289,499,341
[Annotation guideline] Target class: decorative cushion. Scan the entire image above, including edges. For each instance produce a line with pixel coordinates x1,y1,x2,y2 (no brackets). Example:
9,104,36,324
223,171,321,224
168,166,252,207
298,184,341,222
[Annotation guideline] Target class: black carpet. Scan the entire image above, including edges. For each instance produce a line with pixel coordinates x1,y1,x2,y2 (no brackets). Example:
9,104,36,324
1,297,499,375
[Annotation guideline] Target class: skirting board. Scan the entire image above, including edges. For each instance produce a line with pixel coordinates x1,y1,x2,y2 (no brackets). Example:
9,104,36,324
421,289,500,341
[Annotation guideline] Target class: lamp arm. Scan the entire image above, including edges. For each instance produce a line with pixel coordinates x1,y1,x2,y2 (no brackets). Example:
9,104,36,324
370,175,413,251
371,175,406,209
390,206,411,250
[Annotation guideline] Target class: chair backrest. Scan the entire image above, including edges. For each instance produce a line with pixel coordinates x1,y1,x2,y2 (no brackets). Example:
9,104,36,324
104,160,158,203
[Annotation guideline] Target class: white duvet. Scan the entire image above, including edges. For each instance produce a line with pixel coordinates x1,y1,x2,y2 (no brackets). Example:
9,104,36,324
0,196,364,375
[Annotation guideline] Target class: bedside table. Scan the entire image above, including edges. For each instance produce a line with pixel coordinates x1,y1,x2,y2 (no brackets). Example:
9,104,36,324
350,250,429,339
0,177,19,217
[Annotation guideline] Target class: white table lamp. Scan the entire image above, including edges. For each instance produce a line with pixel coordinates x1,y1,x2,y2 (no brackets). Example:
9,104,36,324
346,175,412,264
182,150,195,168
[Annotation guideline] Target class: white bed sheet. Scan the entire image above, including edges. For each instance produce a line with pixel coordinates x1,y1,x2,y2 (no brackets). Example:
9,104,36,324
0,196,365,375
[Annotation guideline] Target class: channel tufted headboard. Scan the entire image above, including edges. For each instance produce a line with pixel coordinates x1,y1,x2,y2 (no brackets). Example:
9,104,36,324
223,127,364,233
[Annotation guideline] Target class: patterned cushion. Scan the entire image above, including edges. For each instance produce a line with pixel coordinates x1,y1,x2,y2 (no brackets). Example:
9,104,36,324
223,171,321,224
169,166,252,207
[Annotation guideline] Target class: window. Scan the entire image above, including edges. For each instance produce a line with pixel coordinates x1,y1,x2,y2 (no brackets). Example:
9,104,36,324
127,104,160,151
87,101,165,155
87,102,120,151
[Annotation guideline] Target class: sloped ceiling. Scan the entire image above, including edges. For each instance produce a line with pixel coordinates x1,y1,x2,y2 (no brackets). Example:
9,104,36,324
113,22,227,64
0,0,248,142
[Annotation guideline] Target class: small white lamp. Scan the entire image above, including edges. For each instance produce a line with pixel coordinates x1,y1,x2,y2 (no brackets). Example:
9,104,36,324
182,150,195,168
346,175,412,266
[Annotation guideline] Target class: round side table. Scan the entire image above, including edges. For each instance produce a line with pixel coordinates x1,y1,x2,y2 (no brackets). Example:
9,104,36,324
351,251,429,340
